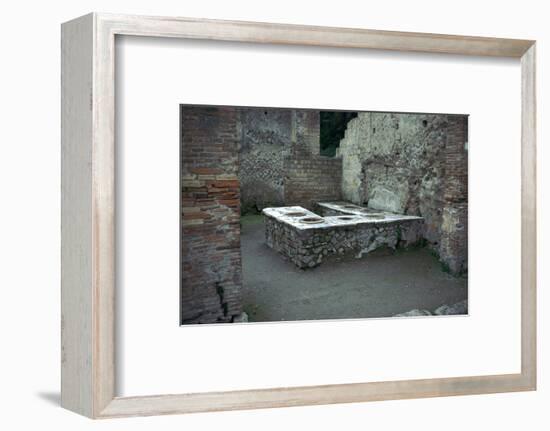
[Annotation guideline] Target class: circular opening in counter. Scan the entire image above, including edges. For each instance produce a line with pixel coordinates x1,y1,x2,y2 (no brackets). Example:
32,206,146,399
285,211,307,217
300,216,325,224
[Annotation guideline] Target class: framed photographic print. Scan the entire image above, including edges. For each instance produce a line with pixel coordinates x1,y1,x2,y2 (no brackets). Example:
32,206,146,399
61,13,536,418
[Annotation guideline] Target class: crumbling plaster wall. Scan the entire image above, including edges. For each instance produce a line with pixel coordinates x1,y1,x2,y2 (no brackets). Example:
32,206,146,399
338,112,468,273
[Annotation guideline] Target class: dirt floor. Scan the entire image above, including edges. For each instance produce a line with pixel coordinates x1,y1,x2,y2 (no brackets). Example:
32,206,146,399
241,215,467,322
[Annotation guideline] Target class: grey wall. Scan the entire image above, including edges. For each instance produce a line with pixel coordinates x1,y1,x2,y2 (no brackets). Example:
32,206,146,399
338,112,449,244
238,108,292,213
338,112,468,273
238,108,340,212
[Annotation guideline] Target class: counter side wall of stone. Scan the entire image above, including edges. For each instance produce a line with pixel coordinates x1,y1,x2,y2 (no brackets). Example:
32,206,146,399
265,215,423,269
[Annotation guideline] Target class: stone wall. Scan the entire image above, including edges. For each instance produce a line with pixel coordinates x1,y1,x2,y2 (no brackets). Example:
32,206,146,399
239,108,342,211
239,108,293,213
180,106,243,324
293,109,321,155
338,112,468,273
264,213,423,269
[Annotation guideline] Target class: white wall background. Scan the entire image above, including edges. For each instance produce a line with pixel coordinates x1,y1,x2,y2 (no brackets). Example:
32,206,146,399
0,0,547,429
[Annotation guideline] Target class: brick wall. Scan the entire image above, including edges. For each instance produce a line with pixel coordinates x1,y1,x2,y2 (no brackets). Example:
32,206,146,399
180,106,243,324
284,110,342,209
443,116,468,204
284,156,343,209
239,108,342,212
293,110,321,156
440,116,468,274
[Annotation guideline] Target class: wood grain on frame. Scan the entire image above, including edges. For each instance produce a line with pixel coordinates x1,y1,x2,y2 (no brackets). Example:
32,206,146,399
61,12,537,418
520,44,537,388
61,14,95,418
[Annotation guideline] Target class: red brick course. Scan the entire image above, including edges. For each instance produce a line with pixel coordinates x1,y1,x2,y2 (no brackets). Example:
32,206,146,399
440,116,468,274
180,106,243,324
284,156,343,210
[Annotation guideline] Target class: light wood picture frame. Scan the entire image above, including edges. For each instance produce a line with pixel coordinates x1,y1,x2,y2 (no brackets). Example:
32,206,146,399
61,12,537,419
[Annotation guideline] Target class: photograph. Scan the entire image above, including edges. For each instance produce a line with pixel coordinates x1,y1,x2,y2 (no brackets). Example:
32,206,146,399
180,105,468,324
0,0,542,425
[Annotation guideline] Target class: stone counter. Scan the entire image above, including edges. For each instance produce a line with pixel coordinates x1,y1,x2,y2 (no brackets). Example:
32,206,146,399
263,205,423,269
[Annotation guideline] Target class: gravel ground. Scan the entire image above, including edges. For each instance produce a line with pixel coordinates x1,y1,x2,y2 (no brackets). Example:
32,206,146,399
241,214,468,322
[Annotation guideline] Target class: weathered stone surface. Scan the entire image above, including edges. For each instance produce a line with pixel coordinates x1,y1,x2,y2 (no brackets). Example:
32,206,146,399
232,312,249,323
239,108,292,212
338,112,447,231
368,185,408,213
264,205,423,269
394,299,468,317
434,299,468,315
393,309,432,317
239,108,340,212
338,112,468,275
